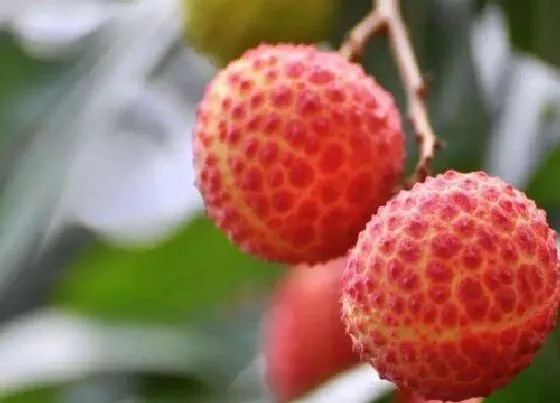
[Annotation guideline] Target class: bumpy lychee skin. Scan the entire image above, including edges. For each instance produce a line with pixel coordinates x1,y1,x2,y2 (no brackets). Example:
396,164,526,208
264,257,360,402
193,43,405,264
340,170,560,401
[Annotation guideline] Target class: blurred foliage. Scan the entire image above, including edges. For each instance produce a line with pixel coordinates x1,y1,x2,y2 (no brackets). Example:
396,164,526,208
1,0,560,402
527,143,560,211
54,214,282,323
139,374,216,402
484,323,560,403
498,0,560,68
2,387,58,403
474,0,560,68
0,34,72,150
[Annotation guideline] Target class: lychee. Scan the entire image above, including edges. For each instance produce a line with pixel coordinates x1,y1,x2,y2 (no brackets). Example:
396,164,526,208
182,0,340,67
264,256,360,402
340,170,560,401
394,388,482,403
193,43,406,265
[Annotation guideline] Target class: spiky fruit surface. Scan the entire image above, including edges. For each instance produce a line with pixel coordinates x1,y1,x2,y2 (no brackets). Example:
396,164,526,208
395,388,482,403
341,170,560,401
193,44,405,264
182,0,340,67
264,257,360,402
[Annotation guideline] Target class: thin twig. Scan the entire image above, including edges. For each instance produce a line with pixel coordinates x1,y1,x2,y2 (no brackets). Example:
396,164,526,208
339,3,385,62
340,0,442,190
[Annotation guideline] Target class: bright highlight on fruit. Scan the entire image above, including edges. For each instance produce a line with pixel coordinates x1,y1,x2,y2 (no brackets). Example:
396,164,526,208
193,43,405,265
263,257,359,402
341,170,560,401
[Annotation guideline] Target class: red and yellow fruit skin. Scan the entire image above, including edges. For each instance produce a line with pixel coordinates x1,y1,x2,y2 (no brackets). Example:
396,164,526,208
340,170,560,401
395,388,482,403
193,43,405,265
264,257,360,402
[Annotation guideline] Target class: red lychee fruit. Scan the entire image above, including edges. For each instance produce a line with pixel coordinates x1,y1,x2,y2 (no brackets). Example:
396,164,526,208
395,388,482,403
341,170,560,401
193,43,405,265
264,256,360,402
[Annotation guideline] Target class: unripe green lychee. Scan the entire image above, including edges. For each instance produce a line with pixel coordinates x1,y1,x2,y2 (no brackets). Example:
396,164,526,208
182,0,340,67
193,43,405,265
341,170,560,401
395,388,482,403
264,257,360,402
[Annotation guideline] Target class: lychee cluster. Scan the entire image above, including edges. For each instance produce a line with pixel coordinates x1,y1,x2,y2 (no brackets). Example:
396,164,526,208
340,170,560,401
192,42,560,402
193,43,405,264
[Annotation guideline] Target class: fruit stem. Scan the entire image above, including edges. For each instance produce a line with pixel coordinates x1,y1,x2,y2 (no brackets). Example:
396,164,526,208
339,0,442,189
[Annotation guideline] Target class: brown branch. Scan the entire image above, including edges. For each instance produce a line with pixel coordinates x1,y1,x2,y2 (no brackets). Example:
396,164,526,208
340,0,442,190
339,3,385,62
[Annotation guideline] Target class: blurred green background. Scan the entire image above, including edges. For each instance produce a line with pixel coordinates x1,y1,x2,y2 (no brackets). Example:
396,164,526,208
1,0,560,402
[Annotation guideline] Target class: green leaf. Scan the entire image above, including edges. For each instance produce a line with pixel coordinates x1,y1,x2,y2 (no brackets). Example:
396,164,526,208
371,391,396,403
497,0,560,68
0,33,74,150
141,374,211,400
484,325,560,403
1,387,58,403
53,214,283,322
526,142,560,210
473,0,491,14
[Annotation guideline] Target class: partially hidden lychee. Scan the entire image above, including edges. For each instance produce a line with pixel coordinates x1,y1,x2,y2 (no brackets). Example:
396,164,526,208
395,388,482,403
182,0,340,67
193,43,405,265
340,170,560,401
264,256,360,402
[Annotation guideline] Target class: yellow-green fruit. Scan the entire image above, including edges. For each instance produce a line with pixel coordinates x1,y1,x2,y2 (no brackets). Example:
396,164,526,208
182,0,340,67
